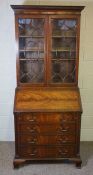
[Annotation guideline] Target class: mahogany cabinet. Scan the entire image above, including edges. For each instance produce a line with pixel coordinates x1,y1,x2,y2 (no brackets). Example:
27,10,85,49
11,5,84,168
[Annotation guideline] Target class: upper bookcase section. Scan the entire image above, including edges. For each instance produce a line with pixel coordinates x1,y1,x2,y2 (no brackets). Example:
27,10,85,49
11,5,84,87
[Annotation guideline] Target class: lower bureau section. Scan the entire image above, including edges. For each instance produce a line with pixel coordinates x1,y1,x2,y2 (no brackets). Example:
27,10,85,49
14,111,82,168
18,145,76,159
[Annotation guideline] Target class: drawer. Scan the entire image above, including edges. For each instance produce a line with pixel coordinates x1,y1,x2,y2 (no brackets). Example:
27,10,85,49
18,133,76,145
17,112,77,124
17,113,61,124
57,134,76,144
18,123,76,134
18,145,76,158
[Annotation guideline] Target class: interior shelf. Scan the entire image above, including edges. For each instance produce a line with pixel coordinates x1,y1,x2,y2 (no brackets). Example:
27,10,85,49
19,58,75,61
20,58,44,61
51,58,76,61
19,49,44,52
52,49,76,52
52,35,76,38
19,35,44,38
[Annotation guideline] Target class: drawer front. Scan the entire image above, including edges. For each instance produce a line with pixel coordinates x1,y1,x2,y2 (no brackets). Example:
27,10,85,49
17,112,78,124
17,113,60,124
18,134,76,145
18,123,75,134
19,145,75,158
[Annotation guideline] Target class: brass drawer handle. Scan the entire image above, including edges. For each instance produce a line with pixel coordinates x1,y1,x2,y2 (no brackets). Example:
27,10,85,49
29,129,37,133
62,140,67,143
29,153,37,156
58,129,67,133
27,117,36,122
59,150,68,155
29,141,36,144
26,127,37,132
29,149,38,156
59,152,67,155
58,140,67,143
58,138,67,143
29,119,36,122
61,129,67,132
28,138,37,144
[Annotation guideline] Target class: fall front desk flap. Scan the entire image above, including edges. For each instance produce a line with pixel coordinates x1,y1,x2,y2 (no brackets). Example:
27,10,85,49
14,88,82,112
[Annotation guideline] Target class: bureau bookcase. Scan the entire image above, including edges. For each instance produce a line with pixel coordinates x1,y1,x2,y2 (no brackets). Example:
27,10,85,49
11,5,84,168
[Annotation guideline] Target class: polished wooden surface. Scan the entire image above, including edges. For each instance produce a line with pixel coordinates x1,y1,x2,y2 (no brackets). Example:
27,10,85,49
17,112,78,123
18,134,76,145
17,123,75,133
14,109,81,166
11,5,84,15
18,145,76,158
14,87,82,112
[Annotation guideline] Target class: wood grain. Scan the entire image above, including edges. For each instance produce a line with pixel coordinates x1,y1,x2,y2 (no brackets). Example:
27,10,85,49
18,145,76,158
14,88,82,112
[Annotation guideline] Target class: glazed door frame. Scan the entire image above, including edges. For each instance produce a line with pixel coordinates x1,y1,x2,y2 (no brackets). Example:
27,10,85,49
15,14,80,87
48,15,80,86
15,14,48,87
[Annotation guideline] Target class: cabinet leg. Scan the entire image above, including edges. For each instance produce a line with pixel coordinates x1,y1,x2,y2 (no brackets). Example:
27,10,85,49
13,158,26,169
13,163,20,169
76,160,82,168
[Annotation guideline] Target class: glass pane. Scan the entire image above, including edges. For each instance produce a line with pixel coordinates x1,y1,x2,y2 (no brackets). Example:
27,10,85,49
51,19,77,83
51,60,76,83
19,18,44,36
18,18,45,83
20,60,44,83
19,37,44,50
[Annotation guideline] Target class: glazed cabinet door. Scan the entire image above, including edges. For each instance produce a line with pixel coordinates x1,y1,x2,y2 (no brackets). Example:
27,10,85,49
48,15,80,85
16,15,47,86
16,14,80,87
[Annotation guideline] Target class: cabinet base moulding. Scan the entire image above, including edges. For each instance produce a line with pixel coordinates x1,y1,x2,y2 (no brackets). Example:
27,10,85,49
13,156,82,169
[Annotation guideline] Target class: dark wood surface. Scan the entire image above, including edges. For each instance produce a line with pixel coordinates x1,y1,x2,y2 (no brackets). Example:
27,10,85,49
11,5,84,13
18,133,76,145
14,102,82,168
18,145,76,158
